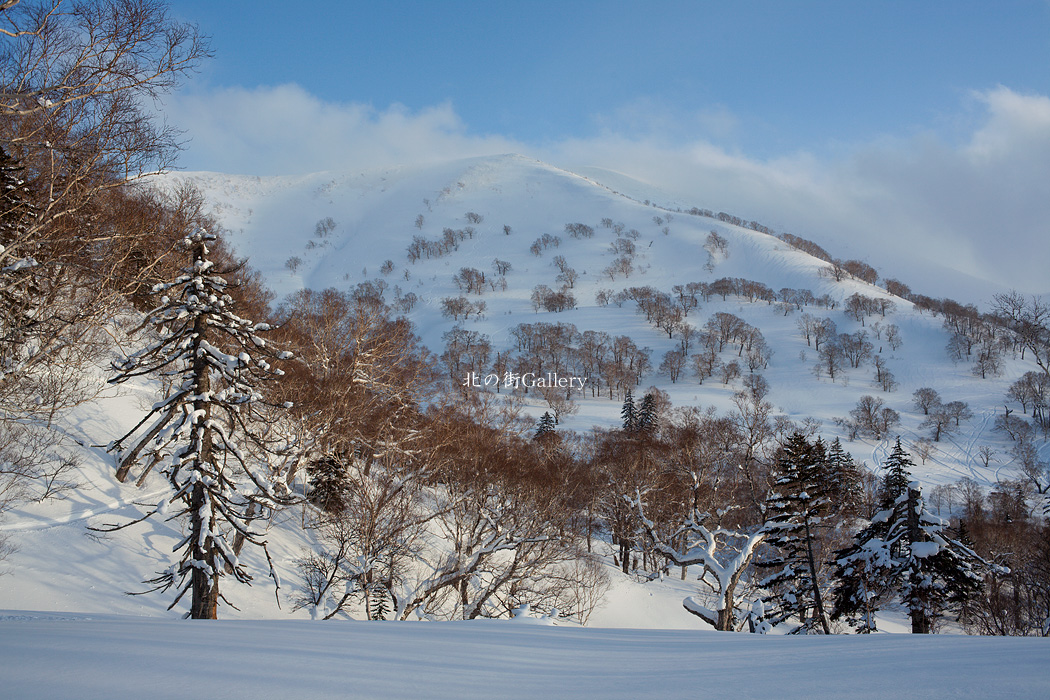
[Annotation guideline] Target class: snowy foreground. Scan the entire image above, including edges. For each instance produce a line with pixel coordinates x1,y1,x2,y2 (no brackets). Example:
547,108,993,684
1,613,1046,700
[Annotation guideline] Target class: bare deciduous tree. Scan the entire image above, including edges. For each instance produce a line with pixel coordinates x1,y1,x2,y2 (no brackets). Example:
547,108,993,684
1,0,209,377
814,343,845,382
1,1,210,544
914,438,937,465
912,387,942,416
659,348,686,383
921,409,957,443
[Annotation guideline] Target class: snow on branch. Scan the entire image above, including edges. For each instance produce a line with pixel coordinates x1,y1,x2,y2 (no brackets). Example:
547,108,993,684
106,229,298,618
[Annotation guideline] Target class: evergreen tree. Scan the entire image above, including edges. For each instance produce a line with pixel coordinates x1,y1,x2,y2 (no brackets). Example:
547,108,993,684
0,147,38,359
825,437,862,518
0,147,31,229
832,437,916,632
534,411,556,440
106,230,297,618
880,437,913,513
897,483,984,633
830,525,893,633
832,439,913,632
307,454,352,514
759,433,833,633
0,147,33,255
367,582,392,620
832,438,984,633
637,393,658,436
621,389,636,433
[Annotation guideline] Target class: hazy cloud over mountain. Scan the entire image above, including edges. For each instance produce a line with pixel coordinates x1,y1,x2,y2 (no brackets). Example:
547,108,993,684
163,84,520,176
164,84,1050,298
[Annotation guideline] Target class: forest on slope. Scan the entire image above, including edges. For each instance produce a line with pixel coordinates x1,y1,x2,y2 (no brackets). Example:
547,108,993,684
1,1,1048,637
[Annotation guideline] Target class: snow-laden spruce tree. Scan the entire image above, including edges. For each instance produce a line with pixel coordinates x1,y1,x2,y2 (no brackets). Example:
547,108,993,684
636,393,658,435
534,411,557,440
832,437,984,633
306,454,353,514
620,389,636,432
106,230,297,619
759,433,833,634
825,437,863,517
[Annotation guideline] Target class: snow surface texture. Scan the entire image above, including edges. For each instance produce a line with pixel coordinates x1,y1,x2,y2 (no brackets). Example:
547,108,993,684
0,613,1046,700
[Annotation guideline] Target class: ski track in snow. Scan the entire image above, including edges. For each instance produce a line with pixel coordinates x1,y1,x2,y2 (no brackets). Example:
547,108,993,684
871,436,891,470
925,407,1011,486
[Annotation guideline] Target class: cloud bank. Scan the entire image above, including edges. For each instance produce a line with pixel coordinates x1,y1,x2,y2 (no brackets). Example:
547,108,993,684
162,84,520,176
163,84,1050,300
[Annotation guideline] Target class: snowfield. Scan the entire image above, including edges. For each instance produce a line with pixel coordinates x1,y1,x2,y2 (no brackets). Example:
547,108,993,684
1,613,1047,700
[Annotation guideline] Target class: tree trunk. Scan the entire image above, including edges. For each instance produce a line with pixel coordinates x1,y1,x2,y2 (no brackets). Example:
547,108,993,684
717,590,735,631
189,480,219,619
907,487,931,634
804,518,831,634
230,501,258,560
910,606,932,634
189,284,218,619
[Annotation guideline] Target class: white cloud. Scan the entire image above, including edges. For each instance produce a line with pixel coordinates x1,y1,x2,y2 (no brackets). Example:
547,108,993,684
966,86,1050,160
162,84,521,175
547,87,1050,299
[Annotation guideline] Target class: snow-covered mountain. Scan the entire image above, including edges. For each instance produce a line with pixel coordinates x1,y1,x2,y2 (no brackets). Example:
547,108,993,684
1,153,1045,630
161,153,1042,488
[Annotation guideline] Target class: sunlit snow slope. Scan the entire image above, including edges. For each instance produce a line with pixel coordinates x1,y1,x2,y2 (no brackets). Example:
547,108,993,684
1,153,1045,628
167,153,1047,486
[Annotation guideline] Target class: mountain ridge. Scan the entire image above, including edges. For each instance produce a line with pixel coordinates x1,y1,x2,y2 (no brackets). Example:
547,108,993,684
157,153,1037,486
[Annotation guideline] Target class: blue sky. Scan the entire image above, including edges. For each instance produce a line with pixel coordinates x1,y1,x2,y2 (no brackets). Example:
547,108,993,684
168,1,1049,161
161,1,1050,294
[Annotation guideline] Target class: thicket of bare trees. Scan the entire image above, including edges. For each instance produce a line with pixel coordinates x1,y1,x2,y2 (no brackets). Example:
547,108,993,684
291,388,606,623
994,292,1050,379
925,477,1050,636
0,0,209,558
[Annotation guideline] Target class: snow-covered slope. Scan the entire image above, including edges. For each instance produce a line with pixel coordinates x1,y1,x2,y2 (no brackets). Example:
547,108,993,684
1,153,1045,629
162,153,1045,487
